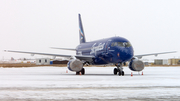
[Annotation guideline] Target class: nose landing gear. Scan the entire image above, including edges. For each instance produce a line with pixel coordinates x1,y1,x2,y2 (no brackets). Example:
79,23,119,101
114,63,124,76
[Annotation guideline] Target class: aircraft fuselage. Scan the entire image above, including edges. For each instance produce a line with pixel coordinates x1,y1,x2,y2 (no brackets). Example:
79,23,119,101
76,36,134,65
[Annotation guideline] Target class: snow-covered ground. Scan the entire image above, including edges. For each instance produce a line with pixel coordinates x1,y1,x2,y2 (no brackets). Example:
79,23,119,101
0,66,180,101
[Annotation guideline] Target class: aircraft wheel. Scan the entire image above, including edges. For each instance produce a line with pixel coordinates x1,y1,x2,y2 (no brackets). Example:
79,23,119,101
76,72,80,75
114,68,118,75
118,71,122,76
81,68,85,75
122,71,124,76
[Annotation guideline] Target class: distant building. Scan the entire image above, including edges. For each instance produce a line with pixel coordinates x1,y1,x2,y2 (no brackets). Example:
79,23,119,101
141,58,154,66
168,58,180,65
52,60,69,64
144,62,149,66
154,59,168,65
36,58,50,65
163,59,168,65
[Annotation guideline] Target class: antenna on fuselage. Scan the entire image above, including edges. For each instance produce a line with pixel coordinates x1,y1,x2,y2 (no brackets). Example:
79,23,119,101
79,14,86,44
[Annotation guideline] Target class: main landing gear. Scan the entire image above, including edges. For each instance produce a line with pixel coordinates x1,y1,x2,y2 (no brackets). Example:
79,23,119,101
76,68,85,75
114,63,124,76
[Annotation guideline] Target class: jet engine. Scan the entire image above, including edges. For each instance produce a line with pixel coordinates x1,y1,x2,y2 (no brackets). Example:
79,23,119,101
129,59,144,71
67,59,83,72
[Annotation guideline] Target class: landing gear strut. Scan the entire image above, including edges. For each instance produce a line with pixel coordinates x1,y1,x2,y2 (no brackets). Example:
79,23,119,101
76,68,85,75
114,63,124,76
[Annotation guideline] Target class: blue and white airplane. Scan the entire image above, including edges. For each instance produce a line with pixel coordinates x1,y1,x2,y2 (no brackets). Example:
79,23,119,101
5,14,176,76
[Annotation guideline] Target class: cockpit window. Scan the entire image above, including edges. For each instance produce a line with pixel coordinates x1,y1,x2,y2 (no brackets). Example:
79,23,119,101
125,42,132,47
111,42,131,47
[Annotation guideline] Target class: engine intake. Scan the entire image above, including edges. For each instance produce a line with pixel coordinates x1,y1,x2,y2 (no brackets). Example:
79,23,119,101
67,59,83,72
129,59,144,71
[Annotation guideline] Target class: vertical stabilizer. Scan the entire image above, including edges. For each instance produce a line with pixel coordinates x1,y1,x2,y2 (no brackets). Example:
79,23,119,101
79,14,86,44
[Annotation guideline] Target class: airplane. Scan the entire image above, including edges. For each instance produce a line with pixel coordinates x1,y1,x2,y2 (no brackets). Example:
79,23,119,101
4,14,176,76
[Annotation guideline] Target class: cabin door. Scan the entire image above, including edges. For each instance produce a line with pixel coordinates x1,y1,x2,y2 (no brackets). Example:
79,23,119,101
106,40,111,53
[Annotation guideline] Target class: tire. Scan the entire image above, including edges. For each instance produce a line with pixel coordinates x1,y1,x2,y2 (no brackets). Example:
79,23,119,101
122,71,124,76
114,68,118,75
76,72,80,75
118,71,122,76
81,68,85,75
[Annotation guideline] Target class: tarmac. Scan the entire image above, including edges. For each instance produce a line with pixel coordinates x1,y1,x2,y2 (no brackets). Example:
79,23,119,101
0,66,180,101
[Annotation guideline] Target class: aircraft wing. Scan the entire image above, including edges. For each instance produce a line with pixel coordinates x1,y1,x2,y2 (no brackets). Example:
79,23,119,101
50,47,92,51
4,50,72,57
4,50,95,62
134,51,176,59
75,55,95,62
50,47,76,51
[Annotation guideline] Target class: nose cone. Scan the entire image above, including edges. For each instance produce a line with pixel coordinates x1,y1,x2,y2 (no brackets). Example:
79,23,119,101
121,47,134,62
125,50,134,60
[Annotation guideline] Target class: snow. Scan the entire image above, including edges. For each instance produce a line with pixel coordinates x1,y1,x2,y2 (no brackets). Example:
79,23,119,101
0,66,180,101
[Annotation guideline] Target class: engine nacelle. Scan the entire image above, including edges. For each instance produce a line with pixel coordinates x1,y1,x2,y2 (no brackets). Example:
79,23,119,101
129,59,144,71
67,59,83,72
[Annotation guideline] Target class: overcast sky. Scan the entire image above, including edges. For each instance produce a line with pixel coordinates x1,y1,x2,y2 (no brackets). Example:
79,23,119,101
0,0,180,60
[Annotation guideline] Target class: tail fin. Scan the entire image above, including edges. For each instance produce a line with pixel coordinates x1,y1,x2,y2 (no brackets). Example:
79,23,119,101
79,14,86,44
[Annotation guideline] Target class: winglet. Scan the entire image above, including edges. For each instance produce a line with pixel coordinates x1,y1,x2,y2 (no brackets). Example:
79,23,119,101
79,14,86,44
4,50,9,52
